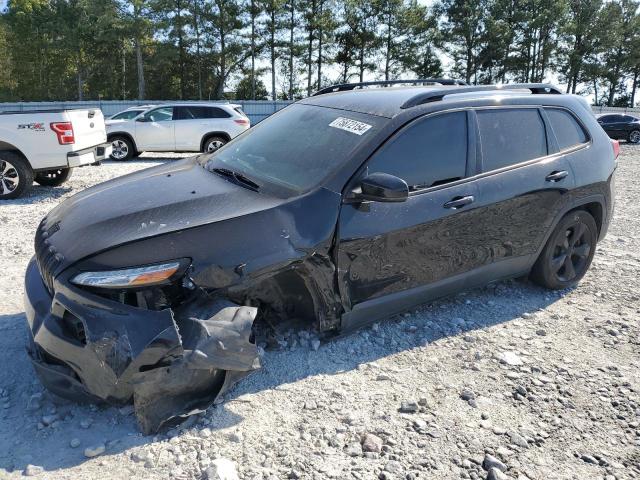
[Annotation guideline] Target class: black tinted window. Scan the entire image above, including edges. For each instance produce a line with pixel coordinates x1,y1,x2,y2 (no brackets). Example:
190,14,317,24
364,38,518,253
366,112,467,189
545,108,588,150
175,106,231,120
477,109,547,171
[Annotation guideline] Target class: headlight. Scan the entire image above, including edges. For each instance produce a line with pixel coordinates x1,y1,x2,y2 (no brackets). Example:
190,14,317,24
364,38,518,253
71,261,182,289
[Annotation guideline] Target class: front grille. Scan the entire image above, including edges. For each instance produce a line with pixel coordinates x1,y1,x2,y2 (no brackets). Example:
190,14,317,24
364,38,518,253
34,219,64,295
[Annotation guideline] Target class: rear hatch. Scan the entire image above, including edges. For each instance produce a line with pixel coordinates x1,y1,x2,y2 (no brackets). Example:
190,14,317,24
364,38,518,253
66,109,107,151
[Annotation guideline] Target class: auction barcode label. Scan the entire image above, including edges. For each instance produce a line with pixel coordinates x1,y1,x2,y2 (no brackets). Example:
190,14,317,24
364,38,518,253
329,117,373,135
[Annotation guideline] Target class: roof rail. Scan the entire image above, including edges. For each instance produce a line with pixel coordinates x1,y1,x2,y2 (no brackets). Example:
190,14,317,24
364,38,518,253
400,83,562,109
313,78,468,96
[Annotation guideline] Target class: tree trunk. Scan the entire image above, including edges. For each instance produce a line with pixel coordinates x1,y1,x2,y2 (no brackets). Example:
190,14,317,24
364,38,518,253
289,0,295,99
77,52,83,101
251,0,256,100
306,0,315,96
193,0,203,99
631,69,639,107
271,8,276,100
317,0,323,90
135,38,146,100
176,0,186,99
384,12,391,81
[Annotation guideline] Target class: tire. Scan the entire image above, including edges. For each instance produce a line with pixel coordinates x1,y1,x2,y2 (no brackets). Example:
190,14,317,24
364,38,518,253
530,210,598,290
110,136,135,161
0,152,33,200
628,129,640,144
35,167,72,187
203,136,227,153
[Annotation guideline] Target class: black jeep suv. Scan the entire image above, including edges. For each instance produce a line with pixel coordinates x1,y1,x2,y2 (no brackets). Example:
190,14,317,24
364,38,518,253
25,80,617,432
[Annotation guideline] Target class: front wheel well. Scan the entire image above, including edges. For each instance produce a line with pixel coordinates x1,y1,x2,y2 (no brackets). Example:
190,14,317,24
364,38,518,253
229,270,317,329
200,132,231,151
107,132,138,152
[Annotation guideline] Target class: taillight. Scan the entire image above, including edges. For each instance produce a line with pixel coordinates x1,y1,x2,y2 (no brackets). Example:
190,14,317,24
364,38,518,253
611,139,620,159
50,122,75,145
234,119,250,126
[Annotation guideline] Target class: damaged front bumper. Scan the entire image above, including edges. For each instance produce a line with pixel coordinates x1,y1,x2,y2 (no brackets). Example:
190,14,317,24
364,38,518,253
24,257,260,433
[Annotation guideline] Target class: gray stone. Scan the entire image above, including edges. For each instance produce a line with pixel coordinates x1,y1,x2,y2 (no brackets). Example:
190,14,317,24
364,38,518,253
303,400,318,410
497,352,524,366
203,458,240,480
24,465,44,476
69,438,81,448
482,454,507,472
461,389,476,401
80,418,93,429
84,444,106,458
486,467,509,480
399,401,419,413
361,433,384,453
41,414,58,426
508,432,529,448
346,442,362,457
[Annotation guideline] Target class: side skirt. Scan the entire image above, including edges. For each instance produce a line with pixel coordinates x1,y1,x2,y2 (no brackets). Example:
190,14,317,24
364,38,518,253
340,255,533,333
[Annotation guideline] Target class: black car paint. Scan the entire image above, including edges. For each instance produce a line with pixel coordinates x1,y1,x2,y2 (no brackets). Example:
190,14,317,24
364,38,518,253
597,114,640,141
25,89,616,432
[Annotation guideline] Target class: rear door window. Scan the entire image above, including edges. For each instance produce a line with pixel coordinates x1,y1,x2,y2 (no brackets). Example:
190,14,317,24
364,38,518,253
477,108,547,171
545,108,588,151
175,106,230,120
366,111,468,190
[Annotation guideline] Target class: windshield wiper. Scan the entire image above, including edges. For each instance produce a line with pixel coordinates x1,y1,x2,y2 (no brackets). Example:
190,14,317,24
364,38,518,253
211,167,261,191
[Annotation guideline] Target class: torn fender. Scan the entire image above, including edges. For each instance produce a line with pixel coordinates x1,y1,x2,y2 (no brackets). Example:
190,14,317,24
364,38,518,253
132,300,260,434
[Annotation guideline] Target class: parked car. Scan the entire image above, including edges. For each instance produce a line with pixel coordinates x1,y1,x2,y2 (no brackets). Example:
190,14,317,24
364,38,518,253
0,108,111,199
106,103,250,161
25,80,617,432
107,105,156,121
596,113,640,143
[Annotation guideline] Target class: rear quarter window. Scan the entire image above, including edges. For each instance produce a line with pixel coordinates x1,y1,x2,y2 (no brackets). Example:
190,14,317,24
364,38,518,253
477,108,547,171
545,108,588,151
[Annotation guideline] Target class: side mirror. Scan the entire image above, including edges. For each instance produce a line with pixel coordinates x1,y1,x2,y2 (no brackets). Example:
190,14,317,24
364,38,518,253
357,172,409,203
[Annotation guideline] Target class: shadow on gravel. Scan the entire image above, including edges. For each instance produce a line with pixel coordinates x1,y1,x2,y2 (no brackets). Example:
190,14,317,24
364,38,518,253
0,278,567,474
1,185,73,205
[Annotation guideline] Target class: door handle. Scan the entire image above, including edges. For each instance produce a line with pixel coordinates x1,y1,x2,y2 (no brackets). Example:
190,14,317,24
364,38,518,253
545,170,569,182
444,195,474,209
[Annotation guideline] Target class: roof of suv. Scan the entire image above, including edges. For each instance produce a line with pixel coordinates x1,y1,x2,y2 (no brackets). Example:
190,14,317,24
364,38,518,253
300,82,564,119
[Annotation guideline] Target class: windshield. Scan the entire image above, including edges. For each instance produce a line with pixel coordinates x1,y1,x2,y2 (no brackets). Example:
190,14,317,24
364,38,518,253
200,104,383,193
112,110,143,120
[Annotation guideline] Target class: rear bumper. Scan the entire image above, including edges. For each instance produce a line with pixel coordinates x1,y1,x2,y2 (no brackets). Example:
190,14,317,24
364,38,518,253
67,142,112,167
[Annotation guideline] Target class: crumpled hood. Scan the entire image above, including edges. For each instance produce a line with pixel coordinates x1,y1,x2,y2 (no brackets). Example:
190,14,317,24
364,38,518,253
39,156,284,275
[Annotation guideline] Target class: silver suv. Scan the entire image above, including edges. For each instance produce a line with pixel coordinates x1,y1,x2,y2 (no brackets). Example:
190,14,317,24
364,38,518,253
106,103,250,161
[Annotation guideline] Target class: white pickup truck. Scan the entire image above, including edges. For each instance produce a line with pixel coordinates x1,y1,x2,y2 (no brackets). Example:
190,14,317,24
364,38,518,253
0,108,112,199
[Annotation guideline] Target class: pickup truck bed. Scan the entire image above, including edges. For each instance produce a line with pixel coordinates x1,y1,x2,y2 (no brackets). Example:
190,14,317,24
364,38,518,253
0,108,111,199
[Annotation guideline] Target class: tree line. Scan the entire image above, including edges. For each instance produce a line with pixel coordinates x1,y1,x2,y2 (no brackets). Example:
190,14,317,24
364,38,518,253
0,0,639,106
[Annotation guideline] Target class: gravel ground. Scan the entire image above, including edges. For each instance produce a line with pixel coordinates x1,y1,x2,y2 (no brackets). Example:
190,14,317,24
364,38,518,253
0,148,638,480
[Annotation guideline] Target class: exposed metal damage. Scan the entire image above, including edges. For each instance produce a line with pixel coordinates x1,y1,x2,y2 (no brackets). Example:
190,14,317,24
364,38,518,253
26,255,262,433
132,299,260,434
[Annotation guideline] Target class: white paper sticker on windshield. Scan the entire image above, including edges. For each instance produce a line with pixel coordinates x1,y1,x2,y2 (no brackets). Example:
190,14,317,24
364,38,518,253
329,117,372,135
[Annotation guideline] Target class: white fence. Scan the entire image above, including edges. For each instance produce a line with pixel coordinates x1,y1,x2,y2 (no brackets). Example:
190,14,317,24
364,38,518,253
0,100,292,124
0,100,637,123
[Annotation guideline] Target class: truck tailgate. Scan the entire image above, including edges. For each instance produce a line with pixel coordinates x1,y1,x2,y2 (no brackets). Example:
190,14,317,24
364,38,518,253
66,109,107,151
